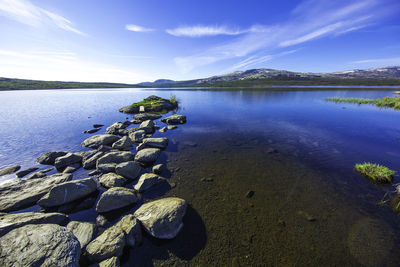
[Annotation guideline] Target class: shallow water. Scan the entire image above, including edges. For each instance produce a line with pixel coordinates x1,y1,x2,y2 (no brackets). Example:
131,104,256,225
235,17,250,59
1,88,400,266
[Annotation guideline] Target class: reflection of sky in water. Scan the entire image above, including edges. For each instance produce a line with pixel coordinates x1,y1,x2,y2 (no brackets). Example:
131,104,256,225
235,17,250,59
1,88,400,184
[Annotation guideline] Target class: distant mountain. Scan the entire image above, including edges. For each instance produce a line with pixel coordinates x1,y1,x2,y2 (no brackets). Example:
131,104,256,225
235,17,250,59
141,66,400,87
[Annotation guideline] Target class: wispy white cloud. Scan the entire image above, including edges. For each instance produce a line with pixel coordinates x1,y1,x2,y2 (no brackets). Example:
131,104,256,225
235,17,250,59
174,0,396,73
0,0,85,35
230,50,298,70
166,25,246,37
125,24,154,32
351,57,400,65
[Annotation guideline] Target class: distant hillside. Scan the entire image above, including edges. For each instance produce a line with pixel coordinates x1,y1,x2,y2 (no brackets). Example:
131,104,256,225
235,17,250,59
0,77,142,90
140,66,400,87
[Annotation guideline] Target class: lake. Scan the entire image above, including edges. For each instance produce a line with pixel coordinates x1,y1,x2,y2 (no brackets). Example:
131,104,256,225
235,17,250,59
1,88,400,266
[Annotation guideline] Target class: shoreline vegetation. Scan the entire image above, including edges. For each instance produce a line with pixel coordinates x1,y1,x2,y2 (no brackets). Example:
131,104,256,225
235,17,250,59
354,163,395,184
326,96,400,110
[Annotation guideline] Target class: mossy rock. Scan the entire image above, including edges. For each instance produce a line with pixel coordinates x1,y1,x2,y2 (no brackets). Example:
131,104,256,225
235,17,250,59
354,162,394,184
119,95,178,114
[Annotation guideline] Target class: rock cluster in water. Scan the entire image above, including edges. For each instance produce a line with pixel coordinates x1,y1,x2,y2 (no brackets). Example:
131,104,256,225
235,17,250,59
0,96,188,265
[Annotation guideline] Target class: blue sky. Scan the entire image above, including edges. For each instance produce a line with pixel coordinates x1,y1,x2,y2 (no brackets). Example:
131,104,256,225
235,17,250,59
0,0,399,83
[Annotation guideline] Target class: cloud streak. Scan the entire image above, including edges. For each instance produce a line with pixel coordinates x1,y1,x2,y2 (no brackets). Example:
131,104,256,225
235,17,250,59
351,57,400,65
125,24,154,32
166,25,246,37
0,0,85,35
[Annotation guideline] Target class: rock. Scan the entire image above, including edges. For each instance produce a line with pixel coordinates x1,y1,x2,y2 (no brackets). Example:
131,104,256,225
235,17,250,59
58,195,97,214
106,122,127,135
0,224,80,267
161,114,186,124
82,134,120,149
96,187,138,213
37,151,68,165
115,214,142,247
63,163,81,173
97,151,135,173
130,119,141,124
135,148,161,165
16,167,39,178
89,257,120,267
134,113,162,121
134,197,187,239
246,190,255,198
93,124,104,128
128,129,146,143
84,128,101,134
112,136,133,150
96,215,108,226
119,105,139,114
38,178,97,208
67,221,97,249
200,177,214,182
0,212,68,237
89,169,102,176
168,125,177,130
26,170,47,179
152,164,165,174
0,165,20,176
159,127,167,133
134,173,167,192
139,120,155,134
54,153,82,171
115,161,142,180
119,96,177,114
83,150,107,169
140,137,169,150
41,167,54,173
100,173,128,188
0,173,72,212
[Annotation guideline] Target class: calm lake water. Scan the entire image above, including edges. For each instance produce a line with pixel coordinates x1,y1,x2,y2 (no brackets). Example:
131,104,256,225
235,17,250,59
1,88,400,266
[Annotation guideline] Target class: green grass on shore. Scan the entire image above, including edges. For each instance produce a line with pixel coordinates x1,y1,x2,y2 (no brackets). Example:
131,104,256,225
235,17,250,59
354,163,395,184
326,96,400,110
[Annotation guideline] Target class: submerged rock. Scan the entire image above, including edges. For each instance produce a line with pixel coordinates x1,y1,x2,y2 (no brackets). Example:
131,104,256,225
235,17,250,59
0,212,68,237
82,134,120,149
38,178,97,208
0,165,20,176
100,173,128,188
134,197,187,239
67,221,97,249
0,173,72,212
161,114,186,125
37,151,68,165
54,153,82,171
96,187,138,213
134,173,167,192
16,167,39,178
135,148,161,165
0,224,80,267
115,161,142,180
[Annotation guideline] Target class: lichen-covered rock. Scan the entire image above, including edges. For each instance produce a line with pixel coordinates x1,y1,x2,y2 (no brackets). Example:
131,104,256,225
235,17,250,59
134,173,167,192
0,212,68,237
82,134,120,149
100,173,128,188
96,187,138,213
161,114,186,124
16,167,39,178
0,173,72,212
83,150,108,169
67,221,97,249
0,224,80,267
54,153,82,171
37,151,68,165
134,197,187,239
112,136,133,150
128,129,146,143
134,148,161,165
0,165,20,176
115,161,142,180
89,257,120,267
38,178,97,208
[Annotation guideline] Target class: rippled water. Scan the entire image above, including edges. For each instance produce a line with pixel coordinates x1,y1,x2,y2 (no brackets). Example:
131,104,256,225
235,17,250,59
1,88,400,266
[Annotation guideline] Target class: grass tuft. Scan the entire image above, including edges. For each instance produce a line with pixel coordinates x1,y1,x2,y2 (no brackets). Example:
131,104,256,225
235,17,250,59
354,162,394,184
326,96,400,110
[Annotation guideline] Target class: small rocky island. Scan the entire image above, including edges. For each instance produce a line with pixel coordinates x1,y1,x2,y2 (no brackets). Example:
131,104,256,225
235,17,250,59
0,96,188,266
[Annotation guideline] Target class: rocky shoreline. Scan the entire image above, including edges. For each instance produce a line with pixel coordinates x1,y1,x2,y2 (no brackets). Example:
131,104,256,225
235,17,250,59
0,96,188,266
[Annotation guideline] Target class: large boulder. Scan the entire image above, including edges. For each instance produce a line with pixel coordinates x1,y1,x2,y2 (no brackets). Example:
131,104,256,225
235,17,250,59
134,173,167,192
37,151,68,165
0,212,68,237
112,136,133,150
119,96,178,114
82,134,120,149
38,178,97,208
0,224,80,267
67,221,97,249
161,114,186,124
96,151,135,173
0,173,72,212
140,137,169,150
100,173,128,188
134,197,187,239
54,153,82,171
0,165,20,176
115,161,142,180
96,187,138,213
134,113,162,121
135,148,161,164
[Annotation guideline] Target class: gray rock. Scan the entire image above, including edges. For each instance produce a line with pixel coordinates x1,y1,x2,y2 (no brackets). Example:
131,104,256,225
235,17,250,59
63,162,81,173
37,151,68,165
161,114,186,124
134,113,162,121
58,195,97,214
54,153,82,171
134,173,167,192
96,187,138,213
167,125,178,130
93,124,104,128
89,257,120,267
0,212,68,237
0,165,20,176
100,173,128,188
140,137,169,150
0,173,72,212
84,128,101,134
134,197,187,239
38,178,97,208
112,136,133,150
116,214,142,247
97,151,135,173
139,120,155,134
119,105,139,114
67,221,97,249
152,164,165,174
115,161,142,180
16,167,39,178
96,215,108,226
26,170,47,179
0,224,80,267
82,134,120,149
135,148,161,164
106,122,127,135
41,168,54,173
159,126,167,133
128,129,146,143
83,150,107,169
